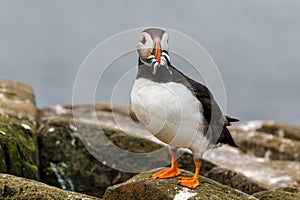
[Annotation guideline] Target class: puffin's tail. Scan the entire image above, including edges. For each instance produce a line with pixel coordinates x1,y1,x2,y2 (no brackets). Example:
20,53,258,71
225,115,239,124
215,115,239,147
218,126,238,147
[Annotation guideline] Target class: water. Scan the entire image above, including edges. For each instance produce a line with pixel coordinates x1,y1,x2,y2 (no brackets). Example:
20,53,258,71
1,1,300,125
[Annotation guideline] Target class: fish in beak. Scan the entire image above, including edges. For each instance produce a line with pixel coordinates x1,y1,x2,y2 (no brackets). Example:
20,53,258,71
147,37,171,75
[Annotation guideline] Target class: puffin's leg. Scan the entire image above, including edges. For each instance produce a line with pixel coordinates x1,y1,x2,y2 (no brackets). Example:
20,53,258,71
151,147,181,179
178,161,200,188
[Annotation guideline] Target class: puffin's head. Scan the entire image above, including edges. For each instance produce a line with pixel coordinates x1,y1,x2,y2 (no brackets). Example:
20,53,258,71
137,28,171,74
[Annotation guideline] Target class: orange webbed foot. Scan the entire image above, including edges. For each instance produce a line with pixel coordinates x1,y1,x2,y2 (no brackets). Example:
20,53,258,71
178,176,199,188
150,167,181,179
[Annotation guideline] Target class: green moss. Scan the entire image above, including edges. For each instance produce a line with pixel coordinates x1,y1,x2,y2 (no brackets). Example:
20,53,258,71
0,115,39,180
0,148,7,172
21,161,39,180
253,190,300,200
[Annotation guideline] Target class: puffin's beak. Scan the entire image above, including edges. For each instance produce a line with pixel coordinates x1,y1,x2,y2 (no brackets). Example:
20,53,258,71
153,38,161,64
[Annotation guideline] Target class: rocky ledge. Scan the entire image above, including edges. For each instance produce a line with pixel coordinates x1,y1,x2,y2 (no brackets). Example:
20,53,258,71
0,80,300,199
103,169,256,200
0,173,100,200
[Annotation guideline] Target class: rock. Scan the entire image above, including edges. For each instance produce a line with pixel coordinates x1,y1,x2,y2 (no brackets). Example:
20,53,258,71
37,104,217,198
38,104,169,198
38,103,300,198
0,173,100,200
204,146,300,189
103,169,256,200
256,121,300,141
252,187,300,200
88,105,300,190
0,80,37,121
206,167,270,194
0,80,39,180
229,121,300,161
1,80,299,199
38,116,131,198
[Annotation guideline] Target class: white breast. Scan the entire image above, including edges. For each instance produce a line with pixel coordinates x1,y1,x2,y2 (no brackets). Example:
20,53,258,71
131,78,210,153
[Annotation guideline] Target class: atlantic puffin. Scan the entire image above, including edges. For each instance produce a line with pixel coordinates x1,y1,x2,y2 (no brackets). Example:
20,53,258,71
130,28,238,188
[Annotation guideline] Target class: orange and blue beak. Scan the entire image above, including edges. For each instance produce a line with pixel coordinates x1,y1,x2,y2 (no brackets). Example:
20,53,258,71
153,39,161,64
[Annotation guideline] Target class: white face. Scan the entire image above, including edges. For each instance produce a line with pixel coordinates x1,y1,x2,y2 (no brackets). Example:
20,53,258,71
137,31,169,65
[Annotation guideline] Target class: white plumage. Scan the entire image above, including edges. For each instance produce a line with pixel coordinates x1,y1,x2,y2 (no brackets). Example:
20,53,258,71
131,78,211,157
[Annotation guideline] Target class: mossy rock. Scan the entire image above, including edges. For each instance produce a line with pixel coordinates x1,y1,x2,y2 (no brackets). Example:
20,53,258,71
252,187,300,200
38,117,138,198
0,115,39,180
38,109,217,198
0,173,100,200
206,167,270,194
103,169,257,200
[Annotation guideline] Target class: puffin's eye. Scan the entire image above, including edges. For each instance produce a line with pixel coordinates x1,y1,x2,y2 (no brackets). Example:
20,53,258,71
140,36,146,45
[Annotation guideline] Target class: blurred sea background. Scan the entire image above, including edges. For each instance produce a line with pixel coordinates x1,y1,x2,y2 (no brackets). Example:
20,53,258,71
1,1,300,125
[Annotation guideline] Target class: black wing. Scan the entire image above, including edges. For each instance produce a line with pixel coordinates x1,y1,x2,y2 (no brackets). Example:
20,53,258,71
185,75,238,147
